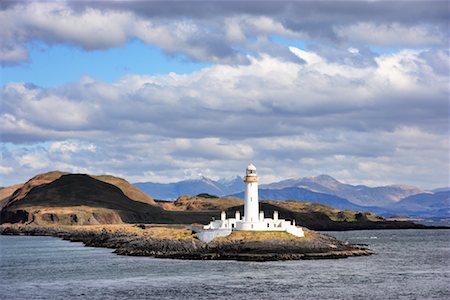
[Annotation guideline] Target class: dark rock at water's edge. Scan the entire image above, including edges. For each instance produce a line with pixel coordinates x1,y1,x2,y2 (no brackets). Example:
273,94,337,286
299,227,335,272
0,225,373,261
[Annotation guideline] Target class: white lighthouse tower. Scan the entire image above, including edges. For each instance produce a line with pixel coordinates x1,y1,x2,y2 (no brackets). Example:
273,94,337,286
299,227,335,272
201,163,305,241
244,163,259,223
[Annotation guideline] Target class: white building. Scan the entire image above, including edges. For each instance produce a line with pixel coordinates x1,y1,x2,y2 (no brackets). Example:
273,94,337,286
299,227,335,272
203,164,304,237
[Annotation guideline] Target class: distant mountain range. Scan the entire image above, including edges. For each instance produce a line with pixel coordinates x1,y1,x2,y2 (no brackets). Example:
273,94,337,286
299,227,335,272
133,175,449,221
260,175,424,206
229,187,385,213
385,191,450,219
431,187,450,193
134,176,243,200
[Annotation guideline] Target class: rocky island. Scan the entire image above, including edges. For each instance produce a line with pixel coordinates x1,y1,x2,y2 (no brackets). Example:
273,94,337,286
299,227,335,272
0,224,372,261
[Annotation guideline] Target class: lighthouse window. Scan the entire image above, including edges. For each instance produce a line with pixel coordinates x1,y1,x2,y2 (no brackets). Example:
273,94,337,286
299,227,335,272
267,223,270,228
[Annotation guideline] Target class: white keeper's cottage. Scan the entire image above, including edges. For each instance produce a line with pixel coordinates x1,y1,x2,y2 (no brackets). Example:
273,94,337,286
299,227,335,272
203,164,304,238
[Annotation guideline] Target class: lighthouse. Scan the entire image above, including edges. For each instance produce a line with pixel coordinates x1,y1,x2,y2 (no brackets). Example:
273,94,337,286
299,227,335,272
244,163,259,223
201,163,305,241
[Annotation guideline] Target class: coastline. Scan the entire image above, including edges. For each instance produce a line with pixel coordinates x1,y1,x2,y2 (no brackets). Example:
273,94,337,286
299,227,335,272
0,224,373,261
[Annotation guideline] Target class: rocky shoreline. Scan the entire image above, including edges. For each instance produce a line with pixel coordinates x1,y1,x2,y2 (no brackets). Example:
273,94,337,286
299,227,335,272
0,224,372,261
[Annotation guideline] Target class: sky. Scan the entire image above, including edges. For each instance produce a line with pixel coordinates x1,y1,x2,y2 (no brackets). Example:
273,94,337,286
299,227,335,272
0,0,449,189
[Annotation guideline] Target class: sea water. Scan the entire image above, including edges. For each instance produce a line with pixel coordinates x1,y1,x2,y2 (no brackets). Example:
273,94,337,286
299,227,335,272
1,229,449,300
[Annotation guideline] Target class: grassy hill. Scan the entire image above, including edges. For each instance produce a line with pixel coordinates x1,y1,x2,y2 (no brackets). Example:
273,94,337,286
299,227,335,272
1,171,70,208
1,174,158,224
0,171,156,209
158,195,243,211
93,175,156,206
0,174,217,225
0,184,24,209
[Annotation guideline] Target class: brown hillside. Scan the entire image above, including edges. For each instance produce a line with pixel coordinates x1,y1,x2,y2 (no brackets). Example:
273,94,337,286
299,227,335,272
220,201,423,231
0,184,23,201
1,171,69,209
157,196,380,222
2,171,156,210
0,174,164,225
0,184,24,210
0,174,216,226
160,195,243,211
94,175,156,206
264,200,383,222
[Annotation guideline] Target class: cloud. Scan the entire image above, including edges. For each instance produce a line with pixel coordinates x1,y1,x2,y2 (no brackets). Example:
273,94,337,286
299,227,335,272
49,141,96,154
1,46,448,188
171,138,254,160
1,1,448,189
2,48,447,141
0,165,13,175
335,22,444,46
0,45,28,65
1,125,448,189
0,1,247,65
1,1,448,65
18,152,50,170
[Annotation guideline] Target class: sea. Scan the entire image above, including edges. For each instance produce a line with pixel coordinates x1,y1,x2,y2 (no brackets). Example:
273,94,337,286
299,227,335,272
1,229,449,300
